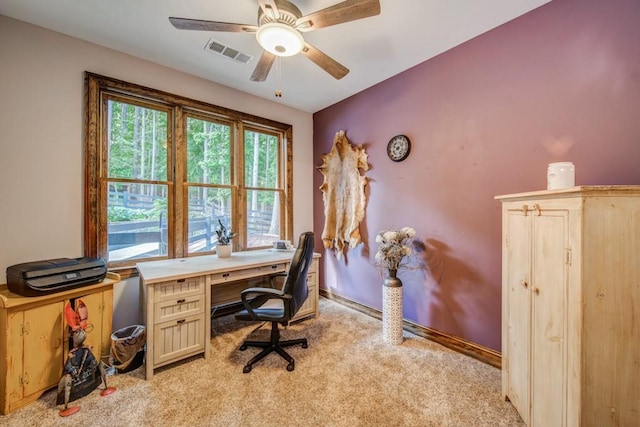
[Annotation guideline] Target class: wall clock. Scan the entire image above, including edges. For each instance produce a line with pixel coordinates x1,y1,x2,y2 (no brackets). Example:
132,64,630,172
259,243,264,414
387,135,411,162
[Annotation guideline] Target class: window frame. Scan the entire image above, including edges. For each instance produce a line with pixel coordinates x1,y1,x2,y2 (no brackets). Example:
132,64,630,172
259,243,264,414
241,123,286,249
182,110,237,256
84,72,293,277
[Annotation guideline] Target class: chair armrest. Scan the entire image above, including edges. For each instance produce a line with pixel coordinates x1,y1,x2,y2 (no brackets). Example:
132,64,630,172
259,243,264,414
269,272,287,288
240,287,291,320
240,286,282,301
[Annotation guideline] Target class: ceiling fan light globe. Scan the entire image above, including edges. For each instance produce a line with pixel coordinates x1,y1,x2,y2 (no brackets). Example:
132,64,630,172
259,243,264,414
256,22,303,57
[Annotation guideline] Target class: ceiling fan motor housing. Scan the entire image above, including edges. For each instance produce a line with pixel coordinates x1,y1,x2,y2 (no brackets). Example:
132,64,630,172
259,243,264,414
256,0,308,57
257,0,304,27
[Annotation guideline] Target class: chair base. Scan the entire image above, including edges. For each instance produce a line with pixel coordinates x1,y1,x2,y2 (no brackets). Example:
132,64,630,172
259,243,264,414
239,321,307,373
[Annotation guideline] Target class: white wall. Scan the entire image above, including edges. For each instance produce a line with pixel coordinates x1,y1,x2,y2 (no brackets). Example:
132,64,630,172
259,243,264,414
0,15,314,329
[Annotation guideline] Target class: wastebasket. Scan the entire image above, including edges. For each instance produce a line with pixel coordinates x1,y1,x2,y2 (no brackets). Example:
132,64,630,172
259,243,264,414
110,325,146,373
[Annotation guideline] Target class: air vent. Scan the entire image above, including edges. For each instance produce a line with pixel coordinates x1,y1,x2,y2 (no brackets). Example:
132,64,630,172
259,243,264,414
204,38,253,64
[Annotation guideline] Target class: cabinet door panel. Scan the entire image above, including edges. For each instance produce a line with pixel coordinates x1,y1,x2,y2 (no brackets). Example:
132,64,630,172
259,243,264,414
6,311,24,404
505,211,531,423
153,314,205,366
23,302,63,396
531,212,567,427
101,289,113,358
72,292,105,359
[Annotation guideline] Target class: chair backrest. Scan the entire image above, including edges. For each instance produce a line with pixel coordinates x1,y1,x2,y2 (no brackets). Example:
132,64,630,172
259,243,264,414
282,232,314,318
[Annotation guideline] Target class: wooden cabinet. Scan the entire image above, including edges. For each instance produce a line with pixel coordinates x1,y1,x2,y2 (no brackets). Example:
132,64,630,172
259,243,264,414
0,273,118,414
138,250,320,379
142,275,208,379
497,186,640,427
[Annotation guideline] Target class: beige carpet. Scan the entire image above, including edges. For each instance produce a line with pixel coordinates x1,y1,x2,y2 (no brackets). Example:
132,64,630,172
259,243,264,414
2,298,524,426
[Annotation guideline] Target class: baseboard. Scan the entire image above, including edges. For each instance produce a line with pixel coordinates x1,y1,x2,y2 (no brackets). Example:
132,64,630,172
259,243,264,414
319,289,502,369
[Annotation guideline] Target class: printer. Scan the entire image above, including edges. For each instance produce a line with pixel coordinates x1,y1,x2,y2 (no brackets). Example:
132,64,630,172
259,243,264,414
6,257,107,297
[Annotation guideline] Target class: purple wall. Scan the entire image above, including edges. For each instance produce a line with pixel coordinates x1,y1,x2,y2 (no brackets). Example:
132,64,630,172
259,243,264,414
312,0,640,351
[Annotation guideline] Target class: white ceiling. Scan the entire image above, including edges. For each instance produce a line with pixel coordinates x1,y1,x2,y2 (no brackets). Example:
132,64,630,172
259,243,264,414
0,0,551,113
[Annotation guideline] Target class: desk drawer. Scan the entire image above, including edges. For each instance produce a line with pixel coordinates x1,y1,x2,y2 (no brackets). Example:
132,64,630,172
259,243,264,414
154,276,204,302
154,294,205,323
293,272,317,321
293,286,315,320
153,313,205,366
210,263,287,285
308,258,318,274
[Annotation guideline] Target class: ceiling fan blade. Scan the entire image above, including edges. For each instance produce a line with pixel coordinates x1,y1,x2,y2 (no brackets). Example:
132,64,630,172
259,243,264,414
257,0,280,20
251,51,276,82
301,42,349,80
169,17,257,33
295,0,380,32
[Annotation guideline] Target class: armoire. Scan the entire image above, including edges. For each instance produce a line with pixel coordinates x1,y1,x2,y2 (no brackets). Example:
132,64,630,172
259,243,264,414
496,186,639,427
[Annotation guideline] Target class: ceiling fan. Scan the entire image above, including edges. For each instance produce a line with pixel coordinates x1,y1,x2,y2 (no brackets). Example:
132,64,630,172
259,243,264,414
169,0,381,82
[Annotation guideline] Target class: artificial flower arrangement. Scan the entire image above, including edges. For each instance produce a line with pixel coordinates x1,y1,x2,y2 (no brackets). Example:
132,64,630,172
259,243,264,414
374,226,416,271
215,219,236,246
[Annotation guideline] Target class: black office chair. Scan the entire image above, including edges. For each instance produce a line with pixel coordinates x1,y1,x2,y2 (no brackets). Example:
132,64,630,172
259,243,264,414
235,232,314,373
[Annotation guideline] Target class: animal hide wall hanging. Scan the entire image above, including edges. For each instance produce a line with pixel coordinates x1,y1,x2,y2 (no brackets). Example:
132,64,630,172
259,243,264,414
317,131,369,258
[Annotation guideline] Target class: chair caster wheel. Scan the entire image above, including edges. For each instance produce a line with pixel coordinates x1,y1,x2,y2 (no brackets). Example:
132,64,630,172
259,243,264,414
287,362,295,372
243,365,252,373
301,342,308,349
240,345,247,351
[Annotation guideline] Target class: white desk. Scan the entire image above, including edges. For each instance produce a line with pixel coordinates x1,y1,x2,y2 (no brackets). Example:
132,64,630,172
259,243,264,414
137,249,320,379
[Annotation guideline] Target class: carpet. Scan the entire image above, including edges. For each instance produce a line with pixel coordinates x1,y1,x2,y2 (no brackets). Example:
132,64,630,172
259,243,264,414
1,298,524,426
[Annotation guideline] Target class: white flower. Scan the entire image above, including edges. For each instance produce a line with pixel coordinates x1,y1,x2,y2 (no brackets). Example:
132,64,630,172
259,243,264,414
383,231,397,242
374,226,416,271
401,227,416,238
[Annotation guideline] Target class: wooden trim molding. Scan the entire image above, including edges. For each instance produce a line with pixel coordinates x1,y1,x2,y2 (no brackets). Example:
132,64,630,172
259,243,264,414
83,74,100,257
319,289,502,369
83,72,294,266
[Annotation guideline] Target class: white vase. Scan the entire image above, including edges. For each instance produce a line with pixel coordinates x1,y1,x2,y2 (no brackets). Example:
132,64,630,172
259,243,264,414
382,270,404,345
216,244,232,258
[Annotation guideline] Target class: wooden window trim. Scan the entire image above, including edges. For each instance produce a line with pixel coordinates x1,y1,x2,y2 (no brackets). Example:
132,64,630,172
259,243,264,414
84,72,293,275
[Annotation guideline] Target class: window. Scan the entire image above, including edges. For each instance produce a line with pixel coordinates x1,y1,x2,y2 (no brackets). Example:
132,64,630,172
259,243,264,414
84,73,293,275
185,114,234,255
104,97,171,262
244,127,284,248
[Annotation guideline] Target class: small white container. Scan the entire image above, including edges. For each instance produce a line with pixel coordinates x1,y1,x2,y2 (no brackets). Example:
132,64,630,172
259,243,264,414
547,162,575,190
